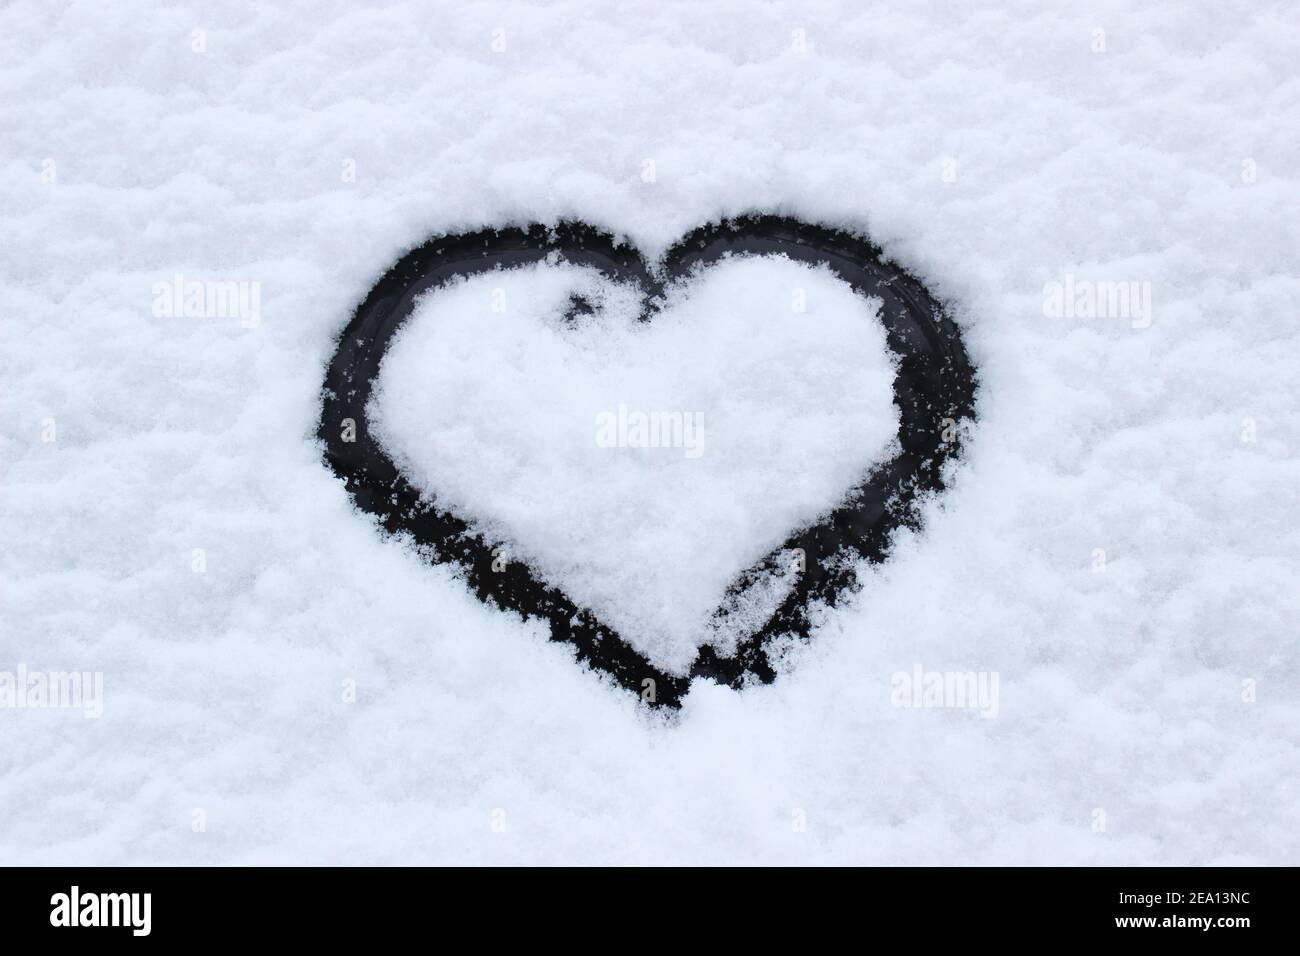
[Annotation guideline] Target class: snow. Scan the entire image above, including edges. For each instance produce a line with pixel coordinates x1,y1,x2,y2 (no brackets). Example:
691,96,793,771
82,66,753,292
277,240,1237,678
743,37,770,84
370,257,897,673
1,0,1298,865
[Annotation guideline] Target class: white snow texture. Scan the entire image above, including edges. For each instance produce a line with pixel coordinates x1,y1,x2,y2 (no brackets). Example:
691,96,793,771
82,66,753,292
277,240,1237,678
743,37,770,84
1,0,1297,864
371,258,897,673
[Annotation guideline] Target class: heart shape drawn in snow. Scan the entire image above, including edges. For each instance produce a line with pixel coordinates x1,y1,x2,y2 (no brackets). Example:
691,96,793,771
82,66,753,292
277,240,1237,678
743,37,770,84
319,216,976,707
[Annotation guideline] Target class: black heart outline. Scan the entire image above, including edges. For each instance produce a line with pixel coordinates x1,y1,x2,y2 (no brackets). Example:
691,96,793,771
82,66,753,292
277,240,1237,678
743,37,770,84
319,215,976,707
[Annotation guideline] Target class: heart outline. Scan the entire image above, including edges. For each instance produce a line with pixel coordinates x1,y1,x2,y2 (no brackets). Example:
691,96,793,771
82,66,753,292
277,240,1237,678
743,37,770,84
319,215,976,706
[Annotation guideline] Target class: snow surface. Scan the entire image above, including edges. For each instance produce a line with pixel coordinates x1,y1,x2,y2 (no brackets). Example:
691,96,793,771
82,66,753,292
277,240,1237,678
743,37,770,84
371,257,897,673
2,0,1298,864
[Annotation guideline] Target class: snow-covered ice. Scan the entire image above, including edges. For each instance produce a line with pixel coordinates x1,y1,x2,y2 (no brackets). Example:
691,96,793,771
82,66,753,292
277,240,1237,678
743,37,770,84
1,0,1298,864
